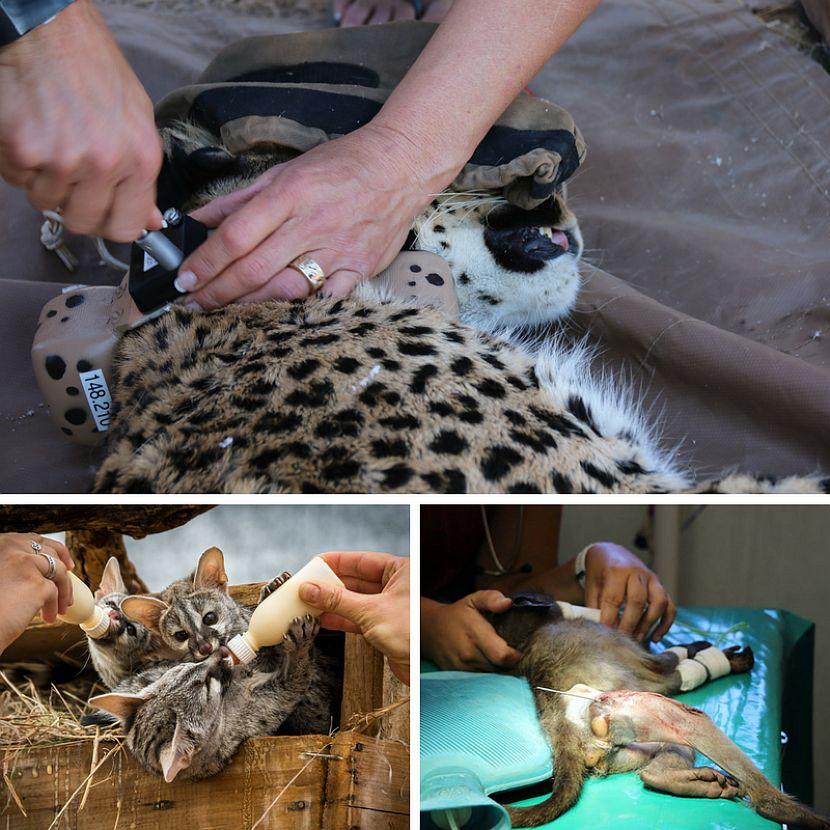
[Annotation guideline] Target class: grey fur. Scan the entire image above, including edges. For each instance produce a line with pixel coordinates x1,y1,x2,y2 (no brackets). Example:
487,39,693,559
90,615,327,781
490,592,825,829
121,547,250,663
90,555,340,775
87,558,175,689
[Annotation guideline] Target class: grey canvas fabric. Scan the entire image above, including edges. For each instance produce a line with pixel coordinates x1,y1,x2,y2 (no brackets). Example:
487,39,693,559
0,0,828,492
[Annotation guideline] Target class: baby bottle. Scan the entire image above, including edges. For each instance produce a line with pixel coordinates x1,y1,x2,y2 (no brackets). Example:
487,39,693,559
57,572,111,638
227,556,344,665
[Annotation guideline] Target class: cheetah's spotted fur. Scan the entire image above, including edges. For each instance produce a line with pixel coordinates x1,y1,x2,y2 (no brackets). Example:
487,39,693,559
91,127,828,494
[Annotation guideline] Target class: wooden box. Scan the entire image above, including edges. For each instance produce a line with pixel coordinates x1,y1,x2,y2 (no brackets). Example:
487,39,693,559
1,584,409,829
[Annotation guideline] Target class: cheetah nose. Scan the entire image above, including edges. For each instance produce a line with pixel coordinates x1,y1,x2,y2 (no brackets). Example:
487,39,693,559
198,642,213,656
108,609,121,620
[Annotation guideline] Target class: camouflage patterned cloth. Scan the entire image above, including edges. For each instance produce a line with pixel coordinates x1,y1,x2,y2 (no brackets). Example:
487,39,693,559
154,22,586,211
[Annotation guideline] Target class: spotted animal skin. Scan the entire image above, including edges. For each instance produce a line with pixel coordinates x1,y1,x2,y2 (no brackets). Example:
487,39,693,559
91,125,829,494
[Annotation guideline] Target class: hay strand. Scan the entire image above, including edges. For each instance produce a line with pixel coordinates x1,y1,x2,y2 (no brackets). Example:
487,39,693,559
1,669,123,827
0,670,120,752
3,765,27,817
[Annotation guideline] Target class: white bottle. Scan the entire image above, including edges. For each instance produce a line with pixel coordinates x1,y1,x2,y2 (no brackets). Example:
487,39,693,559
57,572,110,638
227,557,344,665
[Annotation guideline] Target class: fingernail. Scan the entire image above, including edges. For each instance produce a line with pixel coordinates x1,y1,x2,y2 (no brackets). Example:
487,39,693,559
299,583,320,604
174,270,198,293
184,300,202,311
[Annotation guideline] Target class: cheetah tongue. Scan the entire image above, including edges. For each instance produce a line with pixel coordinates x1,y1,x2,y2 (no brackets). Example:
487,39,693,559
551,230,569,250
539,227,569,250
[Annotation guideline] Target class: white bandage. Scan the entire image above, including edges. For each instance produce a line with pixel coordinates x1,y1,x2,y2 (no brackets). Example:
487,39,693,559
676,647,732,691
666,645,689,661
556,601,601,622
692,647,732,681
677,658,709,691
573,545,591,589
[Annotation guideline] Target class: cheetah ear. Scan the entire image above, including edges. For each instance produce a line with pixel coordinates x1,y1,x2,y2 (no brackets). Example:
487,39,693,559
95,557,126,599
159,719,195,783
194,547,228,591
121,596,168,632
88,691,148,723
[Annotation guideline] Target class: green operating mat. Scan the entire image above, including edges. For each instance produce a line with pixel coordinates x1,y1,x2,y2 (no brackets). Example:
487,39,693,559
421,607,815,830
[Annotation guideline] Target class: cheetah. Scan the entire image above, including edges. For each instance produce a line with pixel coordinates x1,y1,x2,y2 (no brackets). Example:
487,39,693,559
91,124,828,494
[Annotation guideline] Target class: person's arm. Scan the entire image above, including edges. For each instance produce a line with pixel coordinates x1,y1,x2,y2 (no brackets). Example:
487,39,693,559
177,0,601,308
485,541,676,643
421,592,522,673
475,506,675,642
0,0,163,240
0,533,75,654
582,543,676,642
297,551,410,684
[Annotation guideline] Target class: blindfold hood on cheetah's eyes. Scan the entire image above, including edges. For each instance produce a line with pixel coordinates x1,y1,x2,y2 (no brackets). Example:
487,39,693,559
154,22,586,215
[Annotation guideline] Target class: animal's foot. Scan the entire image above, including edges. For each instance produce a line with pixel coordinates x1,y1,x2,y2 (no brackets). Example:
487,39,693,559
641,765,744,799
282,614,319,653
259,571,292,603
723,645,754,674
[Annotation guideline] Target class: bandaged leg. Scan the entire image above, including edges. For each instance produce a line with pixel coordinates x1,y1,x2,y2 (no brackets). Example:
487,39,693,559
675,647,731,691
666,642,754,691
587,690,829,829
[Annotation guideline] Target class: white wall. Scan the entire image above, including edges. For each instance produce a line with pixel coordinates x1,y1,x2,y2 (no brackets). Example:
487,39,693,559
560,504,830,810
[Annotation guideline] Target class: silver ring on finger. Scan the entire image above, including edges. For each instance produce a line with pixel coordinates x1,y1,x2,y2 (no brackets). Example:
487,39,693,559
31,541,42,552
288,255,326,293
34,552,57,581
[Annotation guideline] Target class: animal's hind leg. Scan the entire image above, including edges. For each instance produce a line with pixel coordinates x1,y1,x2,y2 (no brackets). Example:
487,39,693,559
600,741,692,773
659,641,754,694
639,749,744,799
587,690,830,830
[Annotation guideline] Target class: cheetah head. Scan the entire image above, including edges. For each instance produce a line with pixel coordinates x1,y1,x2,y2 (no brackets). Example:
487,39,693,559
413,191,582,330
163,123,582,329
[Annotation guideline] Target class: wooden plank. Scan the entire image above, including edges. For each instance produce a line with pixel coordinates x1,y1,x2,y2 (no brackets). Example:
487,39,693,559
1,734,409,830
0,506,213,536
1,736,328,830
325,806,409,830
322,734,410,829
379,663,409,743
340,635,385,735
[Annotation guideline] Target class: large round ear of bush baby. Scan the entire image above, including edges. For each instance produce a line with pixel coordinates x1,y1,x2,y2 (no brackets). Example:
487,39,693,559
155,22,586,211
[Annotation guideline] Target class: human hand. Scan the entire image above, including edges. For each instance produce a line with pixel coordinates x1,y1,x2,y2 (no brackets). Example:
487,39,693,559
177,121,454,309
298,551,410,684
421,591,522,672
0,533,75,654
583,543,675,642
0,0,163,241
